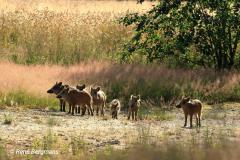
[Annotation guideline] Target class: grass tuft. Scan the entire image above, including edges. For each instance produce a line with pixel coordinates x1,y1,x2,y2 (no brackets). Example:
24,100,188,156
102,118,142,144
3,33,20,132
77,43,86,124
3,114,13,125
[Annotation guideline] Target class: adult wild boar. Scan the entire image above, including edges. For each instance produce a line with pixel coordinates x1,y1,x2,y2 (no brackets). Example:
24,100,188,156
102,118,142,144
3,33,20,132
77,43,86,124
176,97,202,128
47,82,66,112
57,87,94,116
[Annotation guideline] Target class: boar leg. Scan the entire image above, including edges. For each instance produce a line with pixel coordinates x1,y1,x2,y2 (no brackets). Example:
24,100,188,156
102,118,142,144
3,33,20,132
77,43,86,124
184,114,187,127
112,111,116,119
190,114,193,128
62,101,66,112
75,107,78,114
135,110,138,121
101,102,105,116
198,113,201,127
68,105,71,114
96,106,99,116
132,110,134,120
195,115,199,127
81,106,86,116
114,111,117,119
59,99,63,111
87,103,94,116
112,112,115,119
127,108,131,120
77,106,81,114
87,108,90,115
72,105,75,115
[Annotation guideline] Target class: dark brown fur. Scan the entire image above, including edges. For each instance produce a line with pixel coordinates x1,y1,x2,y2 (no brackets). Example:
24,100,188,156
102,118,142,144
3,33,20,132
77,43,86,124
57,87,93,116
47,82,66,112
76,84,89,115
76,84,86,91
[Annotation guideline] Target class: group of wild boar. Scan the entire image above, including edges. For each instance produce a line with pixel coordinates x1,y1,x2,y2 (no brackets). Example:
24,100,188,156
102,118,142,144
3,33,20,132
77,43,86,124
47,82,202,128
47,82,140,120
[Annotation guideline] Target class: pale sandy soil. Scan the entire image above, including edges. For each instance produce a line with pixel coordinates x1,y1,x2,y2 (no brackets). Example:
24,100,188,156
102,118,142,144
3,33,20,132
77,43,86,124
0,103,240,155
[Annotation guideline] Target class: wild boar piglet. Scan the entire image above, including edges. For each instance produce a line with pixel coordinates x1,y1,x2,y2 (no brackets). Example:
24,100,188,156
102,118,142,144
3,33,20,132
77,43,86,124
110,99,121,119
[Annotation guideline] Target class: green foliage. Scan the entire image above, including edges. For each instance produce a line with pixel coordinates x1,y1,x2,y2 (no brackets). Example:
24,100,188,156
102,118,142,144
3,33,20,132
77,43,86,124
0,80,239,110
104,77,240,108
0,90,58,109
120,0,240,69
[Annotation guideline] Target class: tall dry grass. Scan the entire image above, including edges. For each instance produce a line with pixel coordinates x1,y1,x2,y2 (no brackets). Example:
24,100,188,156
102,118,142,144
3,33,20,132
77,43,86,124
0,0,155,13
1,61,240,108
0,0,155,64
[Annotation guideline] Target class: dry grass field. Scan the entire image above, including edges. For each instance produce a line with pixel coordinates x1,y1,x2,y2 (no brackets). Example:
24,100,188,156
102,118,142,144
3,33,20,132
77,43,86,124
0,0,154,13
1,61,240,102
0,1,240,160
0,61,240,159
0,0,155,64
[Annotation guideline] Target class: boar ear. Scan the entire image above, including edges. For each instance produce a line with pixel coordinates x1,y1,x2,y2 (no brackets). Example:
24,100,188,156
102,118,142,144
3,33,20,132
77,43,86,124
66,88,70,92
60,85,64,89
59,82,62,85
83,84,86,88
96,86,101,91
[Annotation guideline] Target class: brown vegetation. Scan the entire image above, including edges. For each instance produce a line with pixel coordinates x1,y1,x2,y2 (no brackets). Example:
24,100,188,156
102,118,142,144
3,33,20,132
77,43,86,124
1,61,240,103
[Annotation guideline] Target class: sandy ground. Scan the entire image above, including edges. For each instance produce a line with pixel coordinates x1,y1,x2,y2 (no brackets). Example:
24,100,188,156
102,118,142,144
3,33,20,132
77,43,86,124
0,103,240,155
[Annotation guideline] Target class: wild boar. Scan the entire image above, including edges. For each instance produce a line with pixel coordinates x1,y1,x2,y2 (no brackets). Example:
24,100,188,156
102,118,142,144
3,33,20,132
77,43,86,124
90,86,107,116
128,95,141,121
176,97,202,128
47,82,66,112
110,99,121,119
57,87,94,116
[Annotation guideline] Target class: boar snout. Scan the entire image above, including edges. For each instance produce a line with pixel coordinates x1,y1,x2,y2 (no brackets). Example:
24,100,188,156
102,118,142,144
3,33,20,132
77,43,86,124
56,95,62,99
47,89,53,93
176,104,181,108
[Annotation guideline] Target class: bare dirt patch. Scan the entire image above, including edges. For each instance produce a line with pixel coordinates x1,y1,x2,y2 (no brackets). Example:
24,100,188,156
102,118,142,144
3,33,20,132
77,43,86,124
0,103,240,155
